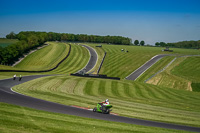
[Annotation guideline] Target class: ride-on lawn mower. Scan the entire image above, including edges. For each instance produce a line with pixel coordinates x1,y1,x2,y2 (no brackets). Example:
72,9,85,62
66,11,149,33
93,103,112,114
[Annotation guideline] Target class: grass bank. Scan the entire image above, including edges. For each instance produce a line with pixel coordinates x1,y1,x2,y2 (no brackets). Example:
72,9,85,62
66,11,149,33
13,75,200,127
0,102,186,133
14,42,69,71
0,42,90,79
137,56,176,82
147,56,200,91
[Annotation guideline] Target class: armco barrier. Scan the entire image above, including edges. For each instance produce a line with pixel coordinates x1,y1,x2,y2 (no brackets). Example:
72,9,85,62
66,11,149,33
0,44,71,73
97,52,106,74
70,73,120,80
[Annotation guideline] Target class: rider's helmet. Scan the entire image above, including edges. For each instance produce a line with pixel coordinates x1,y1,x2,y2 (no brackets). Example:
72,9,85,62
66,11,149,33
105,99,109,102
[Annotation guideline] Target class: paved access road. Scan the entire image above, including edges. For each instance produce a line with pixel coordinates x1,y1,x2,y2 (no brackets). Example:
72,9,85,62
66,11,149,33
126,54,169,80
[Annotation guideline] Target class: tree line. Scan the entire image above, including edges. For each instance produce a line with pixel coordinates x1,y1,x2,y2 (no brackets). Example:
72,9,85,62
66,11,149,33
15,31,132,45
1,31,132,65
134,40,145,46
155,40,200,49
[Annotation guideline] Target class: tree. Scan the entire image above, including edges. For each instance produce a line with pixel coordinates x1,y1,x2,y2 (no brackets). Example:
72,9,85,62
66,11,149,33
27,35,39,46
134,40,139,45
155,42,166,47
155,42,160,46
6,32,16,39
61,34,68,41
140,40,145,46
160,42,166,47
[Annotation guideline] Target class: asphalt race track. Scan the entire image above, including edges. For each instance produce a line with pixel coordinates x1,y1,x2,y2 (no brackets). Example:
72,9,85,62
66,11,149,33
0,46,200,132
126,54,200,81
79,44,98,73
126,54,168,80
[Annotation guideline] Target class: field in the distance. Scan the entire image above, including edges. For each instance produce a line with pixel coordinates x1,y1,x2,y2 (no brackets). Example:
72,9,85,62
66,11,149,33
86,43,200,79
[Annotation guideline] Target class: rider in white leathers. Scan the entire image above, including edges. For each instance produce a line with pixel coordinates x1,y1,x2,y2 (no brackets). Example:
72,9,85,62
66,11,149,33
102,99,109,105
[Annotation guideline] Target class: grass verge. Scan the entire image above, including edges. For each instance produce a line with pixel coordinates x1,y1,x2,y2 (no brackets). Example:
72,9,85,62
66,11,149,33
0,102,188,133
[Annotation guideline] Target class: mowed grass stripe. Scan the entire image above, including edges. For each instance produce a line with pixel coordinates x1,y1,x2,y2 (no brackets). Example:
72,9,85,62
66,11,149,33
65,45,83,72
133,83,148,99
92,80,101,96
52,44,80,73
15,42,69,71
51,44,79,73
74,78,87,95
67,44,89,73
123,83,135,98
172,57,200,82
84,80,94,96
140,84,160,100
98,80,106,95
141,84,162,100
50,44,89,74
135,82,155,99
104,80,113,97
127,82,142,99
111,81,121,97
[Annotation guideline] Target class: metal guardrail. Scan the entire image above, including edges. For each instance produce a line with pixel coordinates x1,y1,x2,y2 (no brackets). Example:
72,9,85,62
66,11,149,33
97,52,106,74
144,57,177,83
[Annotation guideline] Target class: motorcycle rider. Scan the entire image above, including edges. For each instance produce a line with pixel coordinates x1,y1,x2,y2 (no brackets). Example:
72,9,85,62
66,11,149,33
100,99,109,111
102,99,109,105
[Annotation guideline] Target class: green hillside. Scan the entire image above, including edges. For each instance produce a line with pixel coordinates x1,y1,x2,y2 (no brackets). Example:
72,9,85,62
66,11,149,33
0,42,90,79
14,42,69,71
171,56,200,82
146,56,200,91
49,43,89,74
88,44,200,79
1,42,200,132
13,75,200,127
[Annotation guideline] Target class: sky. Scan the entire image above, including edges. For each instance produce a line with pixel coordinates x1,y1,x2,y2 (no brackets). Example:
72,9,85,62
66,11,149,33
0,0,200,45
